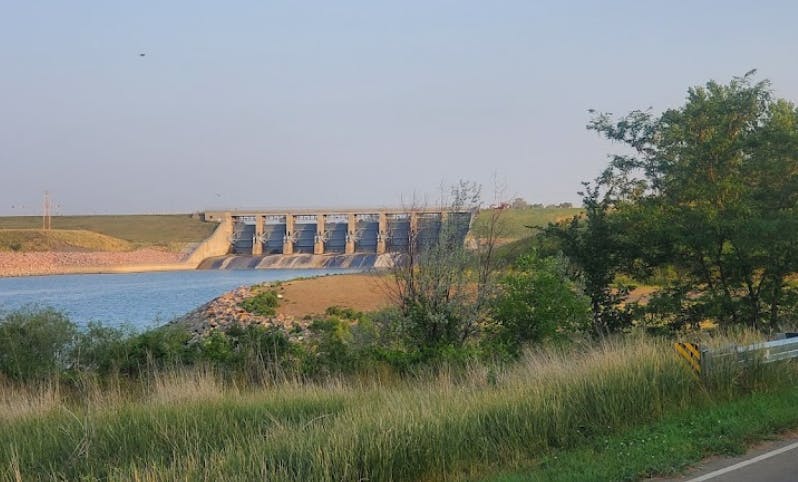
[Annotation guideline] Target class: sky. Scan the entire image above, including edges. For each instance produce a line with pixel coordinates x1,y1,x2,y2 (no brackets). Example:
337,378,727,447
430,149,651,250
2,1,798,215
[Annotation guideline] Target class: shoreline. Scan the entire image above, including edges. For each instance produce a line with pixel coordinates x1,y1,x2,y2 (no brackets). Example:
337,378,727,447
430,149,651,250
0,262,197,278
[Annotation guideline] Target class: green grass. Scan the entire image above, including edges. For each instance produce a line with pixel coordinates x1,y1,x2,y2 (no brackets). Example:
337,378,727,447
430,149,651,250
485,386,798,481
472,207,582,240
493,236,541,266
1,334,794,481
0,214,216,249
0,229,133,252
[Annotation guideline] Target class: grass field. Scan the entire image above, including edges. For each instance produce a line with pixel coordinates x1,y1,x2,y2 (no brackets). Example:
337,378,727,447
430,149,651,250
0,214,216,250
0,229,134,252
472,207,581,240
1,333,793,481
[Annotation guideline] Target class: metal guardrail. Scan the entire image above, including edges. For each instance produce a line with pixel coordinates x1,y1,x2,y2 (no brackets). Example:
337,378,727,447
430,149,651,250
675,333,798,376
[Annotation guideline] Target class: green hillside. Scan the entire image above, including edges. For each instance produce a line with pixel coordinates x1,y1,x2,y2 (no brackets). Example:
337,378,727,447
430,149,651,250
472,207,582,239
0,229,133,252
0,214,216,249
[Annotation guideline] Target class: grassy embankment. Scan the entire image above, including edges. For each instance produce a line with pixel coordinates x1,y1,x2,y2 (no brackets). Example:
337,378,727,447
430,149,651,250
472,207,581,240
470,207,582,266
1,333,795,481
0,229,133,253
0,214,215,252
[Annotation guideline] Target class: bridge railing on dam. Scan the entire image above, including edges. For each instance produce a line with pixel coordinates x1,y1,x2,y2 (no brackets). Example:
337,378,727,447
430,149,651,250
203,209,473,256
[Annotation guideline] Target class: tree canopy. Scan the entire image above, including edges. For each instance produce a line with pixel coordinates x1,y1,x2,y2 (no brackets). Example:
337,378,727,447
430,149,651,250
568,71,798,331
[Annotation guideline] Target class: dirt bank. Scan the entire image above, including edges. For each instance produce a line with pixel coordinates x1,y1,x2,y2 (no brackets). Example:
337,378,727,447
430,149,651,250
277,273,393,317
0,249,184,277
174,273,394,338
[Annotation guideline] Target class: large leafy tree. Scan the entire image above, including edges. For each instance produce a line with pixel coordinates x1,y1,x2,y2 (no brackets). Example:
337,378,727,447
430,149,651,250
590,71,798,330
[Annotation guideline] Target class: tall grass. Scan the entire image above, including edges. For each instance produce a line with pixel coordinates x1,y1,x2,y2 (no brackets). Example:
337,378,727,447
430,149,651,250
1,334,794,481
0,381,61,423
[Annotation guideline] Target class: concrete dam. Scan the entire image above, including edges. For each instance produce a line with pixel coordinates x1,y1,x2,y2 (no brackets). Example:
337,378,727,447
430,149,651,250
197,208,474,270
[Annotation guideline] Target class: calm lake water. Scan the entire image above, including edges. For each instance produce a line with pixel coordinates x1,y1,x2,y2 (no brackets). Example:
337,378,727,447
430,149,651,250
0,269,357,330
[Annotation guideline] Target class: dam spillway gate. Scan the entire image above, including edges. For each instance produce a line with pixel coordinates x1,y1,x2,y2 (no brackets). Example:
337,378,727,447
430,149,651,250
203,209,473,256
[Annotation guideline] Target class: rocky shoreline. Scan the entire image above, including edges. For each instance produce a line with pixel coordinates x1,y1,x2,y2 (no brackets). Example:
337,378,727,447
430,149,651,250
171,273,392,340
171,283,306,340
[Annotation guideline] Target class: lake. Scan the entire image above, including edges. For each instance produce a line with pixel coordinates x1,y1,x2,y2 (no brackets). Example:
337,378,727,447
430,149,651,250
0,269,357,330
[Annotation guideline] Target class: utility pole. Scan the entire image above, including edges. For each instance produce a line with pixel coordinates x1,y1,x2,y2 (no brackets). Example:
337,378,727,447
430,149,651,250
42,191,52,230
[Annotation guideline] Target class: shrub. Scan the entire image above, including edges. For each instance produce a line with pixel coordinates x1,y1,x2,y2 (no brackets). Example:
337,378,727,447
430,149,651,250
120,325,196,374
0,308,77,381
325,305,363,320
239,290,279,317
303,317,357,375
71,322,132,374
222,323,304,380
492,252,590,351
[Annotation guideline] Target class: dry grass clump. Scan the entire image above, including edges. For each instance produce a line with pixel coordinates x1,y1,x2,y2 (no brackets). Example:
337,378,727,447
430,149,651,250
0,381,61,423
148,366,232,404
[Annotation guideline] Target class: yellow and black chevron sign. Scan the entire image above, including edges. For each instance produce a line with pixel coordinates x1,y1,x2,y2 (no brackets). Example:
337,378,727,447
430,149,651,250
674,342,702,374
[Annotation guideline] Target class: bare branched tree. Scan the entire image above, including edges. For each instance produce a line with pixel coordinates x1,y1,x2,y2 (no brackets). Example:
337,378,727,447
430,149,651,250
387,180,508,349
473,175,510,294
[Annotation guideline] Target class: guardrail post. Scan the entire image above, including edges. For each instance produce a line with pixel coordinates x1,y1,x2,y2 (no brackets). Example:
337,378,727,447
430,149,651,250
674,342,703,376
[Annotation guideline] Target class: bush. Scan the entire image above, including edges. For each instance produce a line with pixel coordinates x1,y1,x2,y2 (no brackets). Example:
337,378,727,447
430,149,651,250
221,323,304,380
119,325,196,374
199,330,235,364
324,305,363,320
72,322,132,374
0,308,77,381
492,252,590,351
239,290,279,317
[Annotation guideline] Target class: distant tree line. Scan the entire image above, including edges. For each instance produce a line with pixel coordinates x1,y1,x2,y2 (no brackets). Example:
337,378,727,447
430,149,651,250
509,198,574,209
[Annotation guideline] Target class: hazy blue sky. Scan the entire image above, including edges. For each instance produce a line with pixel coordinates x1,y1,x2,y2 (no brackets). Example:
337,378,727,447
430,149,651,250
2,1,797,215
